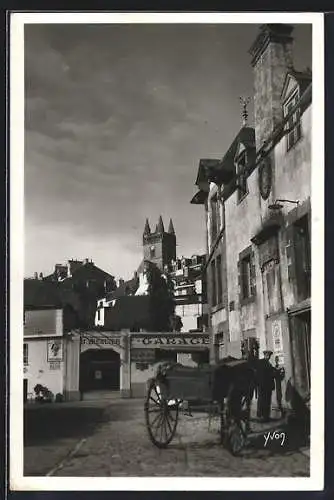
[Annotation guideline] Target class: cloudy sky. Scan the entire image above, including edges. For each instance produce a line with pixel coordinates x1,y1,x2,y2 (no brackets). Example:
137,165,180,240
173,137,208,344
24,22,312,280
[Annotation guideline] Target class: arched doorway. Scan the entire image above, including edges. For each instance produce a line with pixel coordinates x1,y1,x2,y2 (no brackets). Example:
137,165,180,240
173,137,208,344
79,349,120,393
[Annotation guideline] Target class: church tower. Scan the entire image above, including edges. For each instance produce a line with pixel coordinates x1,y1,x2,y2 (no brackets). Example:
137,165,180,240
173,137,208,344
142,216,176,272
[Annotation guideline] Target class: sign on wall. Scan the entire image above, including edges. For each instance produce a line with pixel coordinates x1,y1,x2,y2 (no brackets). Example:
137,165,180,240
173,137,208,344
271,320,283,352
47,340,63,362
131,348,155,362
81,336,121,346
49,361,61,370
131,334,210,349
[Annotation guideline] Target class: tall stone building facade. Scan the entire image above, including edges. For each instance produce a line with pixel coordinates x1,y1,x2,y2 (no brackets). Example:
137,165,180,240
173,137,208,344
191,24,311,406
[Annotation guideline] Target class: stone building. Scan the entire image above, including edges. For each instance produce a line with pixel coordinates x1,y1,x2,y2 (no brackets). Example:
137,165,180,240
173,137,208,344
23,278,82,401
43,258,117,328
191,24,311,405
169,254,208,333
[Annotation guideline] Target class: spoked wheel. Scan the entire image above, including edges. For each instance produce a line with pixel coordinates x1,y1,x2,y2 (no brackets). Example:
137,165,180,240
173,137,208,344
224,395,250,456
225,419,247,456
144,378,179,448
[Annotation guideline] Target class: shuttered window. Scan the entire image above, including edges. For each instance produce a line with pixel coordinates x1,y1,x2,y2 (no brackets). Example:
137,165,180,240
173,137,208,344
236,151,248,202
283,90,302,151
210,195,221,243
238,249,256,304
217,255,223,305
23,343,28,365
211,260,217,307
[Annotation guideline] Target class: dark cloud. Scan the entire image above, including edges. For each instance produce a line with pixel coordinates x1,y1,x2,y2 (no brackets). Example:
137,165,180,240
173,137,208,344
24,22,312,279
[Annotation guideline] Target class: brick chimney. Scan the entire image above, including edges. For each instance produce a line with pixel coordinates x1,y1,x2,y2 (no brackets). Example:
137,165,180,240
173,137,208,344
67,259,83,276
249,24,294,151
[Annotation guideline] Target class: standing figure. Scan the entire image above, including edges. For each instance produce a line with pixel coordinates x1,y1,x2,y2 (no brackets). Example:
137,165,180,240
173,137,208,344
274,355,285,418
256,350,275,422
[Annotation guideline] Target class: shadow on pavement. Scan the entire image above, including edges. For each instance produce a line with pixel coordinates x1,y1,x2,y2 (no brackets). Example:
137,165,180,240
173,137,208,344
24,404,111,446
244,414,310,458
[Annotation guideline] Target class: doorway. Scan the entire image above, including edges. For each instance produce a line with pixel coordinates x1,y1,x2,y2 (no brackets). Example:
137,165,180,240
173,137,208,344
79,349,120,393
23,379,28,403
289,309,311,398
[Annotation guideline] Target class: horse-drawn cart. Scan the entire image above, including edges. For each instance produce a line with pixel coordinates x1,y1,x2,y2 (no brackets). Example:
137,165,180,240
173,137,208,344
144,357,257,455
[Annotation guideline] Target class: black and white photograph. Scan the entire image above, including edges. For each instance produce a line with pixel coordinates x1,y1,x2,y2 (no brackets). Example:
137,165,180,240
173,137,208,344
10,12,324,490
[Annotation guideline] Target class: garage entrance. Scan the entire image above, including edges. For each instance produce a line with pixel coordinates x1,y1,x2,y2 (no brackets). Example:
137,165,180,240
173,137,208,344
79,349,120,393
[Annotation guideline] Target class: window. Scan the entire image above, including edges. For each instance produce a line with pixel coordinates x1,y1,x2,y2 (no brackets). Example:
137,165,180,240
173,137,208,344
294,215,311,301
236,151,248,201
150,246,156,258
216,255,223,305
239,249,256,303
23,343,28,365
211,260,217,307
241,256,252,298
210,195,221,243
283,90,302,150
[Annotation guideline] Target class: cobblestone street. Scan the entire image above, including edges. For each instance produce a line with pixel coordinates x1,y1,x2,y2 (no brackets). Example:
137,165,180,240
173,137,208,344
24,397,309,477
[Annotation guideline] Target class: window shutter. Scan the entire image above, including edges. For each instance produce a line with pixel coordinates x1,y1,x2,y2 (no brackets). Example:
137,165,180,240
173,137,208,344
286,225,296,282
250,252,256,297
237,260,242,302
296,121,302,142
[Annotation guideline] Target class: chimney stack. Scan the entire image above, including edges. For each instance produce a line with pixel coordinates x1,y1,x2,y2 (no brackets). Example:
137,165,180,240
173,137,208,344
249,24,294,150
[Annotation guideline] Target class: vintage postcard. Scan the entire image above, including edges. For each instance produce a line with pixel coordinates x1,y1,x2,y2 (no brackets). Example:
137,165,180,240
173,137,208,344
9,11,324,491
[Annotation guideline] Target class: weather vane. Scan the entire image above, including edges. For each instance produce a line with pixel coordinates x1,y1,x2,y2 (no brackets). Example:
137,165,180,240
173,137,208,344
239,96,251,127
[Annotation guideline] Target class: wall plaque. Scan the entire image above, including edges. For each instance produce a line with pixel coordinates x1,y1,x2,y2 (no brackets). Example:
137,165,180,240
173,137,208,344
272,320,283,352
259,156,272,200
49,361,61,370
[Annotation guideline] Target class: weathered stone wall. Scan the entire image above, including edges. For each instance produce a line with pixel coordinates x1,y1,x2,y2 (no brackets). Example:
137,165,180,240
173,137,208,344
253,40,293,150
223,103,311,385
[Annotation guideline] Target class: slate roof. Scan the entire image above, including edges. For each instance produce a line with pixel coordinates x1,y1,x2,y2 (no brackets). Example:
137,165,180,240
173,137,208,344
283,68,312,97
103,295,151,331
105,276,140,300
191,127,255,204
44,261,115,283
220,126,255,175
24,279,81,310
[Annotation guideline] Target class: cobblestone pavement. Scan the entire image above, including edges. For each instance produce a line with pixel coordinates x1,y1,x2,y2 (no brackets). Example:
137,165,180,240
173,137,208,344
24,398,310,477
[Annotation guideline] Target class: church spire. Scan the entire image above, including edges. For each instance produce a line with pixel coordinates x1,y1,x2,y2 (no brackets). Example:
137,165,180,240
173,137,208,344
157,215,164,233
168,218,175,235
143,218,151,237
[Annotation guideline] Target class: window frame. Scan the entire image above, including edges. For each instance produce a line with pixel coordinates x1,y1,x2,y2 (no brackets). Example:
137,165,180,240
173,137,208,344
236,150,249,203
294,215,311,301
210,194,221,243
216,254,223,305
23,343,28,365
150,245,156,259
211,259,217,307
283,88,302,151
238,247,256,305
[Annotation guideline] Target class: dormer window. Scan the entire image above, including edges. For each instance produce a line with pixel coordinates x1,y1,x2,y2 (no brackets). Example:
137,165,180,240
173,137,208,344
236,150,248,202
150,246,155,258
283,89,301,151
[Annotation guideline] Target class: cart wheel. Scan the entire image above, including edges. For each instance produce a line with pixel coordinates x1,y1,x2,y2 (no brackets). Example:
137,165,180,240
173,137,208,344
226,420,246,456
224,395,249,455
144,378,179,448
